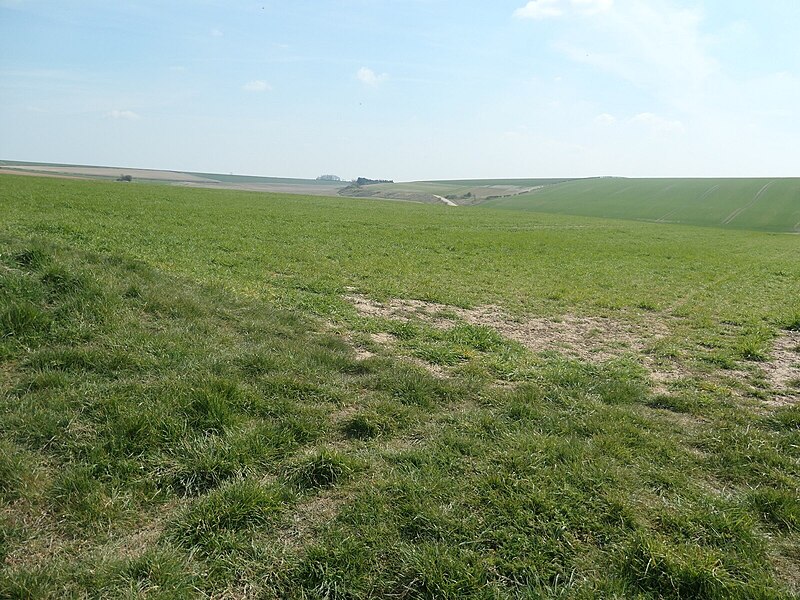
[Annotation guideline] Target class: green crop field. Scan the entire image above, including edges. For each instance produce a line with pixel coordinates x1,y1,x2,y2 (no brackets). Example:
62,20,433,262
1,174,799,598
482,177,800,233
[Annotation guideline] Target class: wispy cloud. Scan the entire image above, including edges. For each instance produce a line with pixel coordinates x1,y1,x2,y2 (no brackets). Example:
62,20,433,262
594,112,616,124
356,67,388,86
631,112,685,134
106,109,140,120
210,28,223,37
242,80,272,92
551,1,716,113
514,0,612,20
572,0,613,16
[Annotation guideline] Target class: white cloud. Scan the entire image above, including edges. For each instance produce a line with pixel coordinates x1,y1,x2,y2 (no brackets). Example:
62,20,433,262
107,110,140,120
242,80,271,92
514,0,612,20
631,112,685,134
572,0,613,16
356,67,388,86
514,0,563,19
595,113,616,124
210,28,223,37
552,2,716,113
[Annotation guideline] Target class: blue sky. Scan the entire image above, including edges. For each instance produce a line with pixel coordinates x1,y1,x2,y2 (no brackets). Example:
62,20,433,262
1,0,798,180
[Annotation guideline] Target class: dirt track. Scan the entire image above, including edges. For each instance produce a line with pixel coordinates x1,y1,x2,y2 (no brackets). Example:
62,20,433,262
433,194,458,207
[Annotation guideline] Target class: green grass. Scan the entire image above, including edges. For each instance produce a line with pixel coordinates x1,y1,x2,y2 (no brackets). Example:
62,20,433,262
423,177,574,187
483,177,800,232
1,174,798,598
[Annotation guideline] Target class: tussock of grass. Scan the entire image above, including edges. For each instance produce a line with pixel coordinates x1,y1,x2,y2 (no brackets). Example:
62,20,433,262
341,413,389,440
781,314,800,332
284,449,359,490
749,488,800,533
168,479,293,551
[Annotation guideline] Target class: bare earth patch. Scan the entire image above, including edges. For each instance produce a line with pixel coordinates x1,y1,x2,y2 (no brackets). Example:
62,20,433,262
345,294,800,404
762,330,800,404
346,293,667,363
404,355,448,379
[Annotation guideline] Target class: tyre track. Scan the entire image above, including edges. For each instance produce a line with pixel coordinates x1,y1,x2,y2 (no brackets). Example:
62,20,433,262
722,181,775,225
656,184,719,223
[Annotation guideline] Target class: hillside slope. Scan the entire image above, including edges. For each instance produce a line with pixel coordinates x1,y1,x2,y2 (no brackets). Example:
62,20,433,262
482,178,800,232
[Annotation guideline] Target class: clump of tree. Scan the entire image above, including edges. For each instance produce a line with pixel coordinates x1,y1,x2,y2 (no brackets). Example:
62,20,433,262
116,174,133,182
354,177,393,186
316,174,342,181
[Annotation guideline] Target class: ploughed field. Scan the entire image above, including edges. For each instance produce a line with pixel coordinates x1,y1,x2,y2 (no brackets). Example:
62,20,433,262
1,174,799,598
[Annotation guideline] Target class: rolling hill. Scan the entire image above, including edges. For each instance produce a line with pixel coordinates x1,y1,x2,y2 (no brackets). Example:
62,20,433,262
481,177,800,232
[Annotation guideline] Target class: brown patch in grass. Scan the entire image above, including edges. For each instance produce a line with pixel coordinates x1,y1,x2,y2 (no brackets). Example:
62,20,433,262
370,332,395,346
2,499,180,571
770,541,800,596
645,367,686,395
404,356,448,379
346,293,668,363
354,332,397,360
98,508,174,562
761,331,800,405
354,347,374,360
327,404,363,426
276,492,347,551
1,501,66,570
0,361,18,395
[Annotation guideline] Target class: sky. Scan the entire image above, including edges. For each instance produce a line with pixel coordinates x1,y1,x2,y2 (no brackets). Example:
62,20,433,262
1,0,799,181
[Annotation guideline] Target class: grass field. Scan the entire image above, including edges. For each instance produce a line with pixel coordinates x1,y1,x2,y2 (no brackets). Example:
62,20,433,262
483,178,800,233
1,174,799,598
0,161,347,197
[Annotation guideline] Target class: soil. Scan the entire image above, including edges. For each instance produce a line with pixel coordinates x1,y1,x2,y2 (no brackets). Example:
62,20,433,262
344,294,800,405
761,330,800,404
345,293,667,363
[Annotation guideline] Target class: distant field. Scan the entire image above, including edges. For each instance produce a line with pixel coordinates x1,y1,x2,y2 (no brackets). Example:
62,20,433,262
482,177,800,232
0,161,573,204
426,177,574,187
337,179,570,204
0,160,347,196
0,159,222,183
192,172,342,186
1,174,799,598
5,163,800,231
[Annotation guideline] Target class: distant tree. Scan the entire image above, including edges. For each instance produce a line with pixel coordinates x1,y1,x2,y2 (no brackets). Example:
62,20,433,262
116,174,133,182
316,174,342,181
354,177,393,186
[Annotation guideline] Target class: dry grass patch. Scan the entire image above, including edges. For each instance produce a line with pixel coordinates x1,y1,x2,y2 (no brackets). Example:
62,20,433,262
761,331,800,404
276,491,348,552
346,293,669,363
